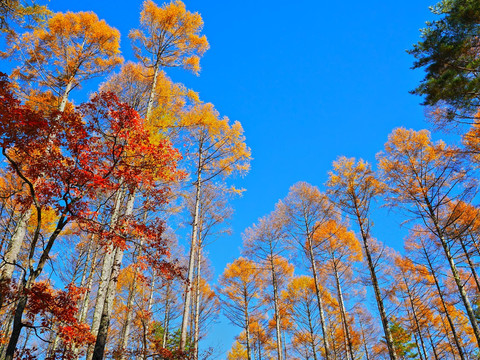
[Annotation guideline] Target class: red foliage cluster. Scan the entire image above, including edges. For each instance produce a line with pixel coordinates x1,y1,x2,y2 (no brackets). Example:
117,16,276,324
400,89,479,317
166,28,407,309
0,72,183,225
26,282,95,346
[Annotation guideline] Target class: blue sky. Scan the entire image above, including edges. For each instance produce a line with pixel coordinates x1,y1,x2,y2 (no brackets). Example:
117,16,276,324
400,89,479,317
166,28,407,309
34,0,437,355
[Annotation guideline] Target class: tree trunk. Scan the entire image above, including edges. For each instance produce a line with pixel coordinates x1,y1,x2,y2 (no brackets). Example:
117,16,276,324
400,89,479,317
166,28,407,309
145,63,160,121
243,289,252,360
426,200,480,347
359,323,371,360
402,275,428,360
92,189,136,360
118,272,137,360
422,246,465,360
332,261,354,360
0,208,31,309
306,242,330,360
305,301,318,360
354,209,397,360
162,281,171,348
425,323,440,360
180,148,203,350
142,271,156,360
268,255,283,360
87,186,126,360
79,243,99,323
459,235,480,292
58,80,73,113
194,247,202,359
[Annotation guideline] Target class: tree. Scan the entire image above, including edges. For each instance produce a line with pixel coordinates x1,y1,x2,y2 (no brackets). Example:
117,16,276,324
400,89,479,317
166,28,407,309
378,127,480,347
282,276,322,360
9,11,123,111
129,0,208,119
218,258,266,360
276,181,336,360
409,0,480,127
0,76,181,359
389,319,418,360
243,212,293,360
227,341,248,360
99,61,190,122
327,156,398,360
404,227,474,359
178,103,251,350
0,0,48,36
314,219,362,360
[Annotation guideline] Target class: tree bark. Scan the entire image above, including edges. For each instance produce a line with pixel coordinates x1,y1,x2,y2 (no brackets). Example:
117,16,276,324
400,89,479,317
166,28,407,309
180,147,203,350
306,241,330,360
422,245,465,360
86,186,126,360
425,198,480,347
268,255,283,360
0,208,31,309
92,189,136,360
353,202,397,360
402,275,428,360
332,261,354,360
194,246,202,359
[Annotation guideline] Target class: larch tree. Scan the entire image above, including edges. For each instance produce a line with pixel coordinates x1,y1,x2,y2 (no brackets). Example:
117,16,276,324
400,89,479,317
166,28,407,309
326,156,398,360
9,10,123,111
282,275,322,360
404,226,474,359
377,127,480,348
276,181,336,360
178,102,251,350
314,219,362,360
0,0,49,35
218,257,266,360
243,212,292,360
129,0,208,120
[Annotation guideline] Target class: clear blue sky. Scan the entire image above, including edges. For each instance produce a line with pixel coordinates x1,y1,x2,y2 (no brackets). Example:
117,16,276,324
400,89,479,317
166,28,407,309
42,0,435,355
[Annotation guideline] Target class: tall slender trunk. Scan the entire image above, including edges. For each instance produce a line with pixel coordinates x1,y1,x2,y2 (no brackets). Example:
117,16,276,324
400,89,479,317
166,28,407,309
162,281,171,348
359,321,371,360
402,275,428,360
306,242,330,360
180,148,203,350
0,205,15,254
118,270,137,360
425,323,440,360
87,186,126,360
422,246,465,360
353,202,397,360
142,271,156,360
145,62,160,121
58,80,73,113
332,261,354,360
426,199,480,346
412,332,425,360
268,255,283,360
0,208,31,309
459,235,480,292
92,190,136,360
305,301,318,360
437,308,458,359
243,289,252,360
194,246,202,359
79,243,99,323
